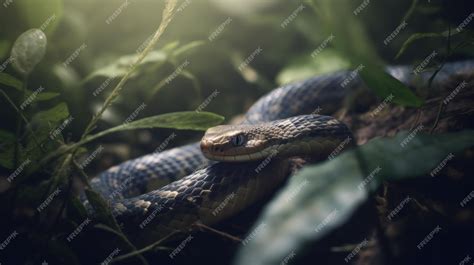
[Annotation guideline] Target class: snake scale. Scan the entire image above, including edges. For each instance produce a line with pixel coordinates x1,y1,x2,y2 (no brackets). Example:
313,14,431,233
85,60,474,242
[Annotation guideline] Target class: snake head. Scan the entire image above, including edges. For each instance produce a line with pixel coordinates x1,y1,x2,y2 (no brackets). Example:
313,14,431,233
200,125,273,162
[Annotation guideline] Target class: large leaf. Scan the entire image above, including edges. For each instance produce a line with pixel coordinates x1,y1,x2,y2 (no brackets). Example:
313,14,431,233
235,130,474,265
23,103,70,162
0,73,59,102
84,50,168,81
84,41,203,82
360,65,424,107
276,50,350,85
0,73,22,90
83,111,224,144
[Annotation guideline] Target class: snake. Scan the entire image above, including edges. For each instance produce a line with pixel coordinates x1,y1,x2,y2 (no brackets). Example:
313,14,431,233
85,60,474,243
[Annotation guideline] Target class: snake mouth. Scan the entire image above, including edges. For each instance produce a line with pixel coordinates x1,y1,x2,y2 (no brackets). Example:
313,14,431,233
201,143,280,162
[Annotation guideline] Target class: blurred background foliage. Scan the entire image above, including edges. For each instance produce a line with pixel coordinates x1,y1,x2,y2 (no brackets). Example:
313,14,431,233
1,0,473,167
0,0,473,264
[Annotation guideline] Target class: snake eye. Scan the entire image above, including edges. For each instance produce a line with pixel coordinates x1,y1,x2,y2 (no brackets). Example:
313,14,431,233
231,134,246,146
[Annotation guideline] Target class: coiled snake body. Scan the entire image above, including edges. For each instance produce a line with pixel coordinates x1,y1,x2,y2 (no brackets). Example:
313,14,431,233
86,61,474,242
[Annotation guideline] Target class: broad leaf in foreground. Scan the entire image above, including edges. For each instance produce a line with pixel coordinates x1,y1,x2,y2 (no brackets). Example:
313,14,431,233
235,130,474,265
83,111,224,144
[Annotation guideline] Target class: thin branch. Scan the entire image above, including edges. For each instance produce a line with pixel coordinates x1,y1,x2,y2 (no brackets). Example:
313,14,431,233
112,232,178,263
80,0,178,139
94,224,150,265
193,222,242,243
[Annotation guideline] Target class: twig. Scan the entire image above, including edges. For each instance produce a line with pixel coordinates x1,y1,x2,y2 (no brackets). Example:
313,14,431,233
112,232,178,263
430,101,444,134
94,224,150,265
193,222,242,243
80,0,178,139
72,159,92,188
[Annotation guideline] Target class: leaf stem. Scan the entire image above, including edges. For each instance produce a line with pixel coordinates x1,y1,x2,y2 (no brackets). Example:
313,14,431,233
80,0,178,140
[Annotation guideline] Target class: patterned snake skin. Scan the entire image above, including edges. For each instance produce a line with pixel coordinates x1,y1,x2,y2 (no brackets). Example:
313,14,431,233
86,61,474,241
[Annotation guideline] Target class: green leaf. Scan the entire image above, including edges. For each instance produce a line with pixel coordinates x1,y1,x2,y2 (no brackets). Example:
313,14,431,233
171,40,205,57
0,73,59,101
84,50,168,82
84,41,202,83
360,65,423,107
68,196,88,222
0,130,16,169
395,33,444,59
36,92,60,101
10,29,47,75
23,103,70,162
235,130,474,265
84,111,224,144
0,73,22,90
16,0,62,35
276,50,350,85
